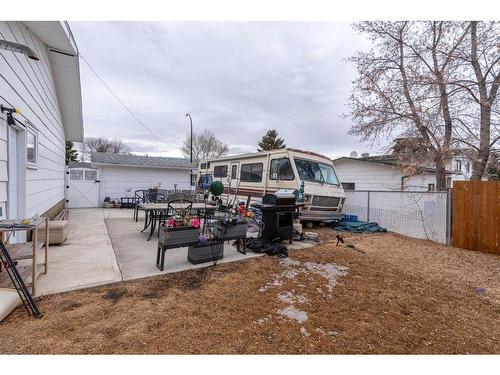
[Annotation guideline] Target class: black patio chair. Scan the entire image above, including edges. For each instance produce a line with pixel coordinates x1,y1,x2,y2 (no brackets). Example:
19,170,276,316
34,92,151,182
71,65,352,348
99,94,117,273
133,189,147,222
156,196,194,238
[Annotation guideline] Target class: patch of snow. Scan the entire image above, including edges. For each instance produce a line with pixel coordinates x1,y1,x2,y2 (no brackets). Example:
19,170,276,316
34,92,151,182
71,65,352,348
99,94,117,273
300,327,310,337
277,306,309,323
302,261,348,291
256,314,272,324
277,291,308,304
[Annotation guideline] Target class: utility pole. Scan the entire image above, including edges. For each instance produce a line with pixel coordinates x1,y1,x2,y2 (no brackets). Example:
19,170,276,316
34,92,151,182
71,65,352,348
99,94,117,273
185,113,193,164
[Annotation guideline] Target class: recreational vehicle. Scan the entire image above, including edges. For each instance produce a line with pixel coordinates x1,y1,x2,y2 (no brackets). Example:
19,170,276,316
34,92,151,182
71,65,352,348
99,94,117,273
197,148,346,222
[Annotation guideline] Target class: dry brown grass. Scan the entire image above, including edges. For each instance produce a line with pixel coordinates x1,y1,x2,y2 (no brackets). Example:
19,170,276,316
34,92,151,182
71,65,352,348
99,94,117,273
0,230,499,354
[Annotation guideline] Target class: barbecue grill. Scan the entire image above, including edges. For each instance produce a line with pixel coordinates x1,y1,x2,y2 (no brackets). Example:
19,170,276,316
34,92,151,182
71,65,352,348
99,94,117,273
257,190,298,242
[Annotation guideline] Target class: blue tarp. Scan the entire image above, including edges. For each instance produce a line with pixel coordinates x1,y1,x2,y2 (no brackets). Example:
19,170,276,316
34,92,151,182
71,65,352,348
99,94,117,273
331,220,387,233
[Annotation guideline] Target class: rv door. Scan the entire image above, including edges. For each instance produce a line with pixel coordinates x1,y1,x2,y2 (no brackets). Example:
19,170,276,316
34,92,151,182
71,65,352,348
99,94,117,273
229,162,239,192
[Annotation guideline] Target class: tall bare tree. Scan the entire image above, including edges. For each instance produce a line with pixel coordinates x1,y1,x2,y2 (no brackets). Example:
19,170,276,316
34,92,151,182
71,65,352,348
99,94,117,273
348,21,499,189
181,129,228,163
81,137,131,161
451,21,500,179
348,22,465,189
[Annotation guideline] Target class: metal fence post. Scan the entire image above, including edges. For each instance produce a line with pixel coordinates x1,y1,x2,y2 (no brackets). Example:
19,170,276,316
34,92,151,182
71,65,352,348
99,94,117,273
367,191,371,222
446,190,452,246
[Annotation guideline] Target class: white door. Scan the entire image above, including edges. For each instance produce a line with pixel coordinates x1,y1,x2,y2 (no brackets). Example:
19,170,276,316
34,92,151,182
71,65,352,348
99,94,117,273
7,126,27,243
7,126,26,219
67,168,99,208
7,127,18,219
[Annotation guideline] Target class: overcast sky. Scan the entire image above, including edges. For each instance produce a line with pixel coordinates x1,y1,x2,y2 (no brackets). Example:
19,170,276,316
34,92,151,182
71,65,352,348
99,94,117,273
71,22,379,159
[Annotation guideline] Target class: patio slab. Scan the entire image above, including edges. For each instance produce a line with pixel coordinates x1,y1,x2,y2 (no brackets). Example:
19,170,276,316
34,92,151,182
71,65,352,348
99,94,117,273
104,215,265,281
5,208,318,296
36,209,122,296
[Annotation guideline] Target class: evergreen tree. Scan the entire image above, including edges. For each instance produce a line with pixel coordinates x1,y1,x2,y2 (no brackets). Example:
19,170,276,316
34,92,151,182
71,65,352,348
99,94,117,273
258,129,286,151
65,141,79,165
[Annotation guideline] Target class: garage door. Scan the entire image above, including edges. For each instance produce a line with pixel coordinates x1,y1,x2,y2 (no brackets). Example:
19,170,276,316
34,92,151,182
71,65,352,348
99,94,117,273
67,168,99,208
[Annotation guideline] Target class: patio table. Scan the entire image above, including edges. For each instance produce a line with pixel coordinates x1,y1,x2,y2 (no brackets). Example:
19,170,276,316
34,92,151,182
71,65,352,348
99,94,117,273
139,202,215,241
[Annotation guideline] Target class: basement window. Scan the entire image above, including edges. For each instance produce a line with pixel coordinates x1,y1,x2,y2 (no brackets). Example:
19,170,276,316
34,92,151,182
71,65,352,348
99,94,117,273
341,182,356,190
26,126,38,168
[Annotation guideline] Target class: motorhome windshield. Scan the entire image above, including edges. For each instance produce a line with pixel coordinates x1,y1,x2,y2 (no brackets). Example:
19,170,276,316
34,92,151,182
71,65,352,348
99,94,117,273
294,159,340,185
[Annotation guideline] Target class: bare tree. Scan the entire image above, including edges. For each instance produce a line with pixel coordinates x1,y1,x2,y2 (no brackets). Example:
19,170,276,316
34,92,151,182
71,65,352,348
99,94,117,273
348,21,500,187
181,129,228,163
81,137,131,161
451,21,500,179
348,22,469,189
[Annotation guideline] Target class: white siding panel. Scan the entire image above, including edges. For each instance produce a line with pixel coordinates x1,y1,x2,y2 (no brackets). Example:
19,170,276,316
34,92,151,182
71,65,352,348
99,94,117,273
0,182,6,202
98,166,191,204
0,21,66,217
334,160,405,191
334,159,439,191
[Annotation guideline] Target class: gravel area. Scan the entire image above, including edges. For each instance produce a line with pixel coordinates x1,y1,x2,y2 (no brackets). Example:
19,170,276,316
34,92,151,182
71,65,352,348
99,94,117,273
0,229,498,354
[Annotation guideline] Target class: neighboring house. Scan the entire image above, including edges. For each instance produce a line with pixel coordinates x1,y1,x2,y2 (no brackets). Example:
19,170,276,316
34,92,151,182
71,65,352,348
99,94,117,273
0,21,83,220
66,153,194,207
333,155,465,191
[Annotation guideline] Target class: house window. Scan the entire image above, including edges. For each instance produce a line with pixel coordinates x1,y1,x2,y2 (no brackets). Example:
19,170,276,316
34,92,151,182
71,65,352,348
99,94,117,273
200,163,207,169
85,170,97,181
231,165,237,179
446,177,452,188
26,127,38,167
70,170,83,180
428,183,435,191
341,182,355,190
240,163,263,182
465,162,470,173
190,173,197,186
269,158,294,180
213,165,228,178
455,159,462,172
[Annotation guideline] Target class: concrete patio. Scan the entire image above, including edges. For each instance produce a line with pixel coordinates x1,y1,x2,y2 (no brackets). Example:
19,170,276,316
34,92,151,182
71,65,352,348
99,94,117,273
30,208,317,296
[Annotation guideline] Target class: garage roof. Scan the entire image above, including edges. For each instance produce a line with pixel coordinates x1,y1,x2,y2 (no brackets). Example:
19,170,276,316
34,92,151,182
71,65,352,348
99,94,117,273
91,152,195,169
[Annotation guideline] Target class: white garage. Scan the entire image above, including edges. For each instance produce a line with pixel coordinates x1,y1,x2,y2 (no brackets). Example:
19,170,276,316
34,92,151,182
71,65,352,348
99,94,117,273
67,153,194,207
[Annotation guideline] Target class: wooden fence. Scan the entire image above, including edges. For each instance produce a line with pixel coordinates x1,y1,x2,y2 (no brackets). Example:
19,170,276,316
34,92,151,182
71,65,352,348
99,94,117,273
452,181,499,254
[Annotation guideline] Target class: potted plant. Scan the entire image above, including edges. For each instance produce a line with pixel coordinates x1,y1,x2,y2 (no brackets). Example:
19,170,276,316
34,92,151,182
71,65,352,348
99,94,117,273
159,216,200,247
187,238,224,264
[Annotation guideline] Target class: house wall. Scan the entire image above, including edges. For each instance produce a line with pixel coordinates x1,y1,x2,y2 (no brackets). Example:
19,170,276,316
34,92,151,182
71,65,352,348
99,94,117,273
446,156,473,183
97,165,191,204
333,159,436,191
0,21,66,219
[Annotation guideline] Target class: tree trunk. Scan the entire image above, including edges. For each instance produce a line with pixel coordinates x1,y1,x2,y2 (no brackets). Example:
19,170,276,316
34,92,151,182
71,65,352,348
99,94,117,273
472,107,491,180
469,21,493,180
434,156,447,190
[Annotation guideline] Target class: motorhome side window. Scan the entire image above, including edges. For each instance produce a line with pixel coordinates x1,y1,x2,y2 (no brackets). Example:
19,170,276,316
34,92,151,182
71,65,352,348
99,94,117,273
240,163,263,182
269,158,294,180
200,163,207,169
231,165,237,179
213,165,228,177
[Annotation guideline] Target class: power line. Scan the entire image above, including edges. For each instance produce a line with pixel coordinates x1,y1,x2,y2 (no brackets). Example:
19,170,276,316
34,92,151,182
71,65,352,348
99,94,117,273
79,53,172,145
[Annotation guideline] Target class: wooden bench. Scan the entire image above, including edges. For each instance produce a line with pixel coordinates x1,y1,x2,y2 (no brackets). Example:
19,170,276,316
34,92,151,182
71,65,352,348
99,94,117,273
38,209,70,245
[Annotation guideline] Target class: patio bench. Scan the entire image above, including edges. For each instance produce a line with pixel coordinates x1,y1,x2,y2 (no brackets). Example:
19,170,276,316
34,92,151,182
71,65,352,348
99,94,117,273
38,209,70,245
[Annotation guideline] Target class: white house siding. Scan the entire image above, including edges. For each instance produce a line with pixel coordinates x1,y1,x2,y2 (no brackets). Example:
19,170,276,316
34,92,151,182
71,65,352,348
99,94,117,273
333,159,436,191
0,21,66,218
97,166,191,204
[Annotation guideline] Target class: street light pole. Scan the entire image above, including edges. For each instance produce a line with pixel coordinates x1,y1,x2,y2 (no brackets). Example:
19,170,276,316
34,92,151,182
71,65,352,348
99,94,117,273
185,113,193,164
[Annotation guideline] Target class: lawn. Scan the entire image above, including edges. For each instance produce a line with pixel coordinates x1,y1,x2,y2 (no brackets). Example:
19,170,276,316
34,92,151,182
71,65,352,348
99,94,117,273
0,230,498,354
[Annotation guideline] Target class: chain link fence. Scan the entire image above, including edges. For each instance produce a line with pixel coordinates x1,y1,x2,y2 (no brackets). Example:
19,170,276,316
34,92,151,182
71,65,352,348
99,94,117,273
342,190,451,244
